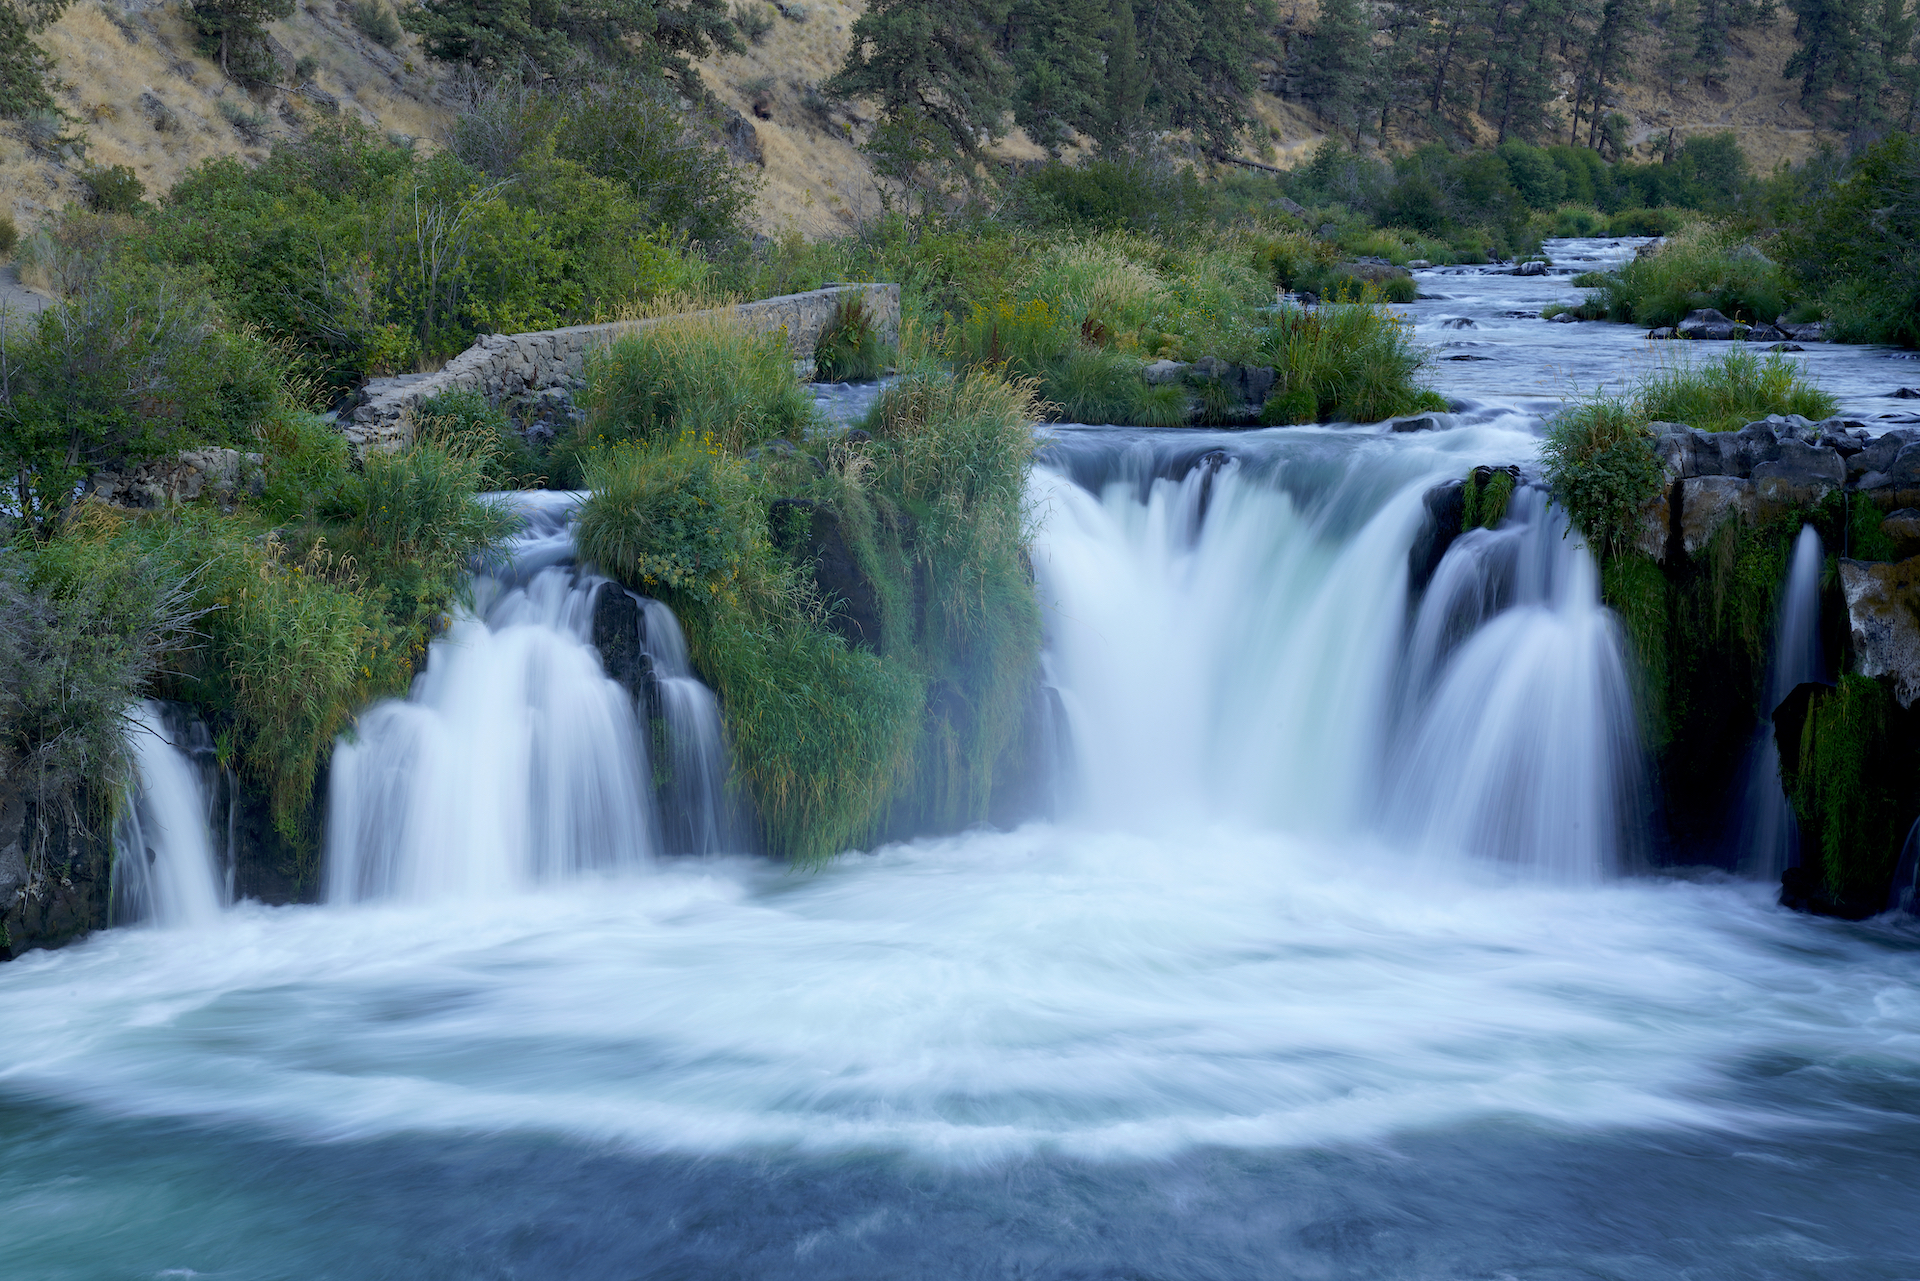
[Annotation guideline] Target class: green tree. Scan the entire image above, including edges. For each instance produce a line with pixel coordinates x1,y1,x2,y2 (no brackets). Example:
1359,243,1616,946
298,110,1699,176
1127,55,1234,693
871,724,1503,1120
404,0,742,88
825,0,1012,162
1093,0,1149,151
1004,0,1103,154
0,0,70,119
190,0,295,81
1298,0,1374,140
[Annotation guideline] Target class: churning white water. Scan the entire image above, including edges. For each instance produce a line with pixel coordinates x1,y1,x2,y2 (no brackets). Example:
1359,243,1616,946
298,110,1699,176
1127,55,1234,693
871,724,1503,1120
1740,525,1827,880
110,701,226,928
327,493,659,902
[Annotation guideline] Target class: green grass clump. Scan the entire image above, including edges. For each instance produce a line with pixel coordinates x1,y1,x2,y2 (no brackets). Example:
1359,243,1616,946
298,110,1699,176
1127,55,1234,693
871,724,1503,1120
1607,208,1688,237
813,296,891,382
1256,299,1445,425
1780,674,1916,910
1590,223,1792,328
575,323,1044,864
580,313,817,455
1634,349,1837,433
1540,396,1665,562
574,436,764,593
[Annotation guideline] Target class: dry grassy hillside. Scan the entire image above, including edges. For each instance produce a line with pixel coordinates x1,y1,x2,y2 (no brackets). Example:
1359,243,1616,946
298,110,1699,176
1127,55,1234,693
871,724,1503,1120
0,0,1854,253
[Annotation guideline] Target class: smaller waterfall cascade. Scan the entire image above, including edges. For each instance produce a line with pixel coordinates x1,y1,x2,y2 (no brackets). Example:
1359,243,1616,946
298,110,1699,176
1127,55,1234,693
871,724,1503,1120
112,702,226,927
1740,524,1826,879
631,596,736,855
1388,488,1643,879
327,493,660,903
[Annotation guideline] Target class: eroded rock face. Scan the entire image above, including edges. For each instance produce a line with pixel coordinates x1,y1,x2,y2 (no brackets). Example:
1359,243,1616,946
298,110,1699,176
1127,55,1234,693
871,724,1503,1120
1676,308,1749,340
1839,557,1920,708
1679,476,1757,556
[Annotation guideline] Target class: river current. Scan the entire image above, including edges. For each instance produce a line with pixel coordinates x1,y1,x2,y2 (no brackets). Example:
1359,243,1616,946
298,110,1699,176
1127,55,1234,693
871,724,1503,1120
4,240,1920,1279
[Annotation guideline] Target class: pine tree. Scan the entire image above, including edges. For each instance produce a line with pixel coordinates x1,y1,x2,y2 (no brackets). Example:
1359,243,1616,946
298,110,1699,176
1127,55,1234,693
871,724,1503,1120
0,0,71,120
1006,0,1104,153
1299,0,1374,140
1093,0,1150,152
191,0,295,81
826,0,1013,160
1659,0,1701,87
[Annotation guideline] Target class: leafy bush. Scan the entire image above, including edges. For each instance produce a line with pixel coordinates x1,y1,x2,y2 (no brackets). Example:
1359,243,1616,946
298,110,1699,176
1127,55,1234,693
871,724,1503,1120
580,313,816,454
1607,207,1686,237
80,166,146,215
412,388,545,490
1634,350,1836,433
1769,131,1920,347
1256,299,1444,424
1540,396,1665,562
813,295,889,381
0,267,286,536
733,1,774,42
1009,158,1209,235
0,213,15,259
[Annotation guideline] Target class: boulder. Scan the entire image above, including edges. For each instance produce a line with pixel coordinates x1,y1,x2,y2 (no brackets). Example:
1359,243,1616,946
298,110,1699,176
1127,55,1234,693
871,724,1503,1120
1675,308,1749,340
1405,259,1432,269
1408,479,1466,593
1274,196,1308,219
1649,421,1703,480
1881,509,1920,559
1893,388,1920,400
1848,432,1910,483
1390,415,1439,433
1767,342,1806,353
1778,319,1829,342
1512,260,1550,276
591,585,649,703
1440,317,1476,330
1548,311,1577,323
1839,557,1920,707
1143,359,1191,385
1637,483,1673,561
1752,438,1845,502
1678,475,1756,556
1648,327,1677,339
1747,324,1790,343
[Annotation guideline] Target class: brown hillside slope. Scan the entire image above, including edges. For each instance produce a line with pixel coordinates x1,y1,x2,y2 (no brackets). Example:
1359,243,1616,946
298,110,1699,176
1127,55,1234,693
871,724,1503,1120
0,0,1853,249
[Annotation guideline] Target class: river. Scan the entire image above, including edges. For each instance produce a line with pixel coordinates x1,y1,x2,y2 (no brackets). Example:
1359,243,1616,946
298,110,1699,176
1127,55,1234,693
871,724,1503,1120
2,240,1918,1279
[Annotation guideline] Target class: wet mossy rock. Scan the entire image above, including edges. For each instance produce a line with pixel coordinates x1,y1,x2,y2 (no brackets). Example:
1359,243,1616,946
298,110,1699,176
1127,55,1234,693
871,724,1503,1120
768,498,883,650
1838,558,1920,709
0,772,112,960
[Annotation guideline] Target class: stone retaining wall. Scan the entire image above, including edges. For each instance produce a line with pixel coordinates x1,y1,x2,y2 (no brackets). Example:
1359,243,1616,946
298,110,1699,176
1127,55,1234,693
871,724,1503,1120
343,283,900,454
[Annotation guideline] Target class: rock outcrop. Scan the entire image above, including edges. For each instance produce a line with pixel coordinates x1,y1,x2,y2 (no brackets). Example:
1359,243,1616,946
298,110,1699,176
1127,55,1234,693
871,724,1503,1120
1839,557,1920,708
89,447,264,510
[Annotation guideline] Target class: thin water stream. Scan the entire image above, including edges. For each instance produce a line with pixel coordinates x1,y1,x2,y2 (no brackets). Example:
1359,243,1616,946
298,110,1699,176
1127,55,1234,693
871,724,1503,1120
5,243,1920,1278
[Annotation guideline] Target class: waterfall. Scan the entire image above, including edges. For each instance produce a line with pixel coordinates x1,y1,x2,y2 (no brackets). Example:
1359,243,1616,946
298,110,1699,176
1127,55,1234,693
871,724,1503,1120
111,701,226,927
632,596,736,856
1739,524,1826,880
1033,428,1642,879
1389,488,1643,879
326,494,661,903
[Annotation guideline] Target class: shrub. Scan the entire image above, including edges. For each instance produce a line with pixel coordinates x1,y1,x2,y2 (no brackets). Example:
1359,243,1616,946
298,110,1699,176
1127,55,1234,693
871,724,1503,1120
412,388,544,490
580,313,816,454
350,0,402,46
733,1,774,42
80,165,147,214
0,213,14,259
1255,298,1444,425
216,97,272,143
1770,132,1920,347
1009,158,1209,235
813,295,889,381
1634,349,1836,433
1540,395,1664,562
1606,207,1686,237
573,436,763,593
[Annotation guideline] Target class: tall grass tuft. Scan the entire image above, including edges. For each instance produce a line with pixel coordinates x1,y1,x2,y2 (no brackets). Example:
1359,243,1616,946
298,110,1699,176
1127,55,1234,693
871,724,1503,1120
1256,298,1445,424
1590,223,1793,328
812,295,890,382
1540,395,1666,562
581,312,816,454
1634,349,1836,433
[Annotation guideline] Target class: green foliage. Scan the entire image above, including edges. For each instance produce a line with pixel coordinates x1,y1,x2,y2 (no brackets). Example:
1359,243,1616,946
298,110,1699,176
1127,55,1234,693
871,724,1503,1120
813,296,890,381
0,213,15,258
577,344,1043,864
1606,206,1687,236
0,0,71,121
1600,552,1669,739
0,266,286,537
1540,396,1665,562
1588,223,1792,327
950,297,1077,379
1769,132,1920,347
1781,675,1915,908
1256,299,1442,425
575,436,763,592
1634,349,1836,433
191,0,294,82
1460,466,1516,530
404,0,743,88
581,313,816,454
81,166,146,215
0,523,198,884
1008,157,1209,234
412,388,543,490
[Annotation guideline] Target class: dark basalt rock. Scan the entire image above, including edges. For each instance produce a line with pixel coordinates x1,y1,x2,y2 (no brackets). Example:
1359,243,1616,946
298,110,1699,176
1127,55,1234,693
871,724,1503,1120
1675,308,1749,340
768,498,883,649
1390,415,1439,433
1408,479,1466,594
592,584,649,703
